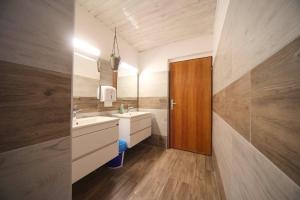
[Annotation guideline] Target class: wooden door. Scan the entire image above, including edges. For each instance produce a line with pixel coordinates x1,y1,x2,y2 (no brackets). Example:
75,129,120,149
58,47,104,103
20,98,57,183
169,57,212,155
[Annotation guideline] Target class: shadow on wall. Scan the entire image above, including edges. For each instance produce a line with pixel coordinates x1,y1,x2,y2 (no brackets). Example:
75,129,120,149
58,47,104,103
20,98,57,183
151,116,162,135
142,114,167,148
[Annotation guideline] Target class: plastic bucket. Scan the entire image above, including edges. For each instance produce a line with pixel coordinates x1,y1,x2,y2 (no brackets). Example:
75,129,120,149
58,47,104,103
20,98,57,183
108,140,127,168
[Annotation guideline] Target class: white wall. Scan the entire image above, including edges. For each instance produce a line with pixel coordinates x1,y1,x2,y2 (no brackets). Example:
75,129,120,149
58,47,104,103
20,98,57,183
138,35,213,72
74,5,138,79
212,0,230,61
138,35,213,145
138,35,213,98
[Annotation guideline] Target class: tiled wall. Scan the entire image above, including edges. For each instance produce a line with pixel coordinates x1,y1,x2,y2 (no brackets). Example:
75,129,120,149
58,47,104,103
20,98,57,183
213,0,300,199
139,71,169,147
73,75,99,97
0,1,74,199
117,75,138,98
73,97,137,113
73,73,138,115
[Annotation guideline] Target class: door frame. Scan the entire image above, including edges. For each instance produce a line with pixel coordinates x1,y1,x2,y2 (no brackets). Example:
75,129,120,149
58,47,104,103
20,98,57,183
167,53,213,150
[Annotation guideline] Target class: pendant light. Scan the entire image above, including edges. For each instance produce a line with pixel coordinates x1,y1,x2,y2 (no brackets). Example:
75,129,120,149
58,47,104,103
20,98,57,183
111,27,121,71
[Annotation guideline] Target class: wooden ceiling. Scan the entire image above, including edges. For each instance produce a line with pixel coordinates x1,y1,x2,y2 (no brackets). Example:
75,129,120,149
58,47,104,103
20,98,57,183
78,0,216,51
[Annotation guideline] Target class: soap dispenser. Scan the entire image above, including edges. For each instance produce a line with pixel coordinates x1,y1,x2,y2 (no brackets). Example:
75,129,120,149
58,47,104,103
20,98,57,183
119,104,125,114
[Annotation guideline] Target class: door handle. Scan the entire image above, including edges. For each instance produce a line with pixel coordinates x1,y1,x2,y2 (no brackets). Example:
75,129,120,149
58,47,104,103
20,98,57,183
171,99,176,110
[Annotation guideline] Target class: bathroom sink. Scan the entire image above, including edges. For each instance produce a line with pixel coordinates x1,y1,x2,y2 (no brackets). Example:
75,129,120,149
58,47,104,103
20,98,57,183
112,112,152,148
112,111,151,119
72,115,119,183
72,116,119,129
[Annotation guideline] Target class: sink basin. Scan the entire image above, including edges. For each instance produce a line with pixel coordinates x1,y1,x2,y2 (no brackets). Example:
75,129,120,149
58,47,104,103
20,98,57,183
73,116,119,129
112,111,152,148
112,111,151,119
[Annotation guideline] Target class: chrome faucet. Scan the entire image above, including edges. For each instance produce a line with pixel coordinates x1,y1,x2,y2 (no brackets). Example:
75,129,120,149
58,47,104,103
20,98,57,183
127,106,134,113
73,108,82,119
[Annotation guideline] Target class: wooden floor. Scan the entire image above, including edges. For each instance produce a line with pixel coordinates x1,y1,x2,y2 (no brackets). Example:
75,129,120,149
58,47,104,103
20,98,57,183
72,144,221,200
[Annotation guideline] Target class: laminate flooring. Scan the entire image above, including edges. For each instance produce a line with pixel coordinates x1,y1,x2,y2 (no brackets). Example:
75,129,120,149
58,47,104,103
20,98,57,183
73,144,221,200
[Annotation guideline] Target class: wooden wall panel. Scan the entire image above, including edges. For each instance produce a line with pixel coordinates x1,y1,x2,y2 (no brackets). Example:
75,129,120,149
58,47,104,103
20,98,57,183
231,124,300,200
0,137,71,200
73,97,138,113
213,0,300,95
0,61,71,153
0,0,73,198
212,150,227,200
251,36,300,186
99,59,113,86
139,97,168,109
0,0,74,74
213,0,300,198
213,73,251,141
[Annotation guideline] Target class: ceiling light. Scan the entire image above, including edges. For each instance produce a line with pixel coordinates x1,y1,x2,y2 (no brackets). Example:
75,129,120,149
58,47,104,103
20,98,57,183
73,37,101,57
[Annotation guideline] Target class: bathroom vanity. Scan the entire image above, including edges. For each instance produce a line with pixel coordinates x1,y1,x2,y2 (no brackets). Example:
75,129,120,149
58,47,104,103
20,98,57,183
112,112,151,148
72,116,119,183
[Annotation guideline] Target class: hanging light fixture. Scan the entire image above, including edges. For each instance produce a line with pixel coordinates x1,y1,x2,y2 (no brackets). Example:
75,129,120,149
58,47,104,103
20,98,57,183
110,27,121,71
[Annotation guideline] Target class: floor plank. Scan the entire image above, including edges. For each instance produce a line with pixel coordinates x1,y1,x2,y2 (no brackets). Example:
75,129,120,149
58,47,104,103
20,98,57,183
72,144,221,200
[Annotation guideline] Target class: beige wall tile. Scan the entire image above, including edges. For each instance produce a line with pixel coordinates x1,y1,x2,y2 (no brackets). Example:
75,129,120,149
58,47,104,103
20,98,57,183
139,97,168,109
232,127,300,200
213,73,251,141
251,36,300,186
213,0,300,95
0,137,71,200
0,61,71,153
139,71,168,97
213,112,233,199
139,108,168,137
0,0,74,74
117,75,138,98
213,113,300,200
73,97,137,113
73,75,99,97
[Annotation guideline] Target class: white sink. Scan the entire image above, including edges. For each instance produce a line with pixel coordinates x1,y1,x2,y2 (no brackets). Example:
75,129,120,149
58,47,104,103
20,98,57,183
72,115,119,183
112,112,152,148
112,111,151,119
72,116,119,129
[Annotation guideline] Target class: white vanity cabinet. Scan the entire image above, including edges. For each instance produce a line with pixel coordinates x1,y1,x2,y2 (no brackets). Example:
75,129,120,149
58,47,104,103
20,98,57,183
72,116,119,183
112,112,151,148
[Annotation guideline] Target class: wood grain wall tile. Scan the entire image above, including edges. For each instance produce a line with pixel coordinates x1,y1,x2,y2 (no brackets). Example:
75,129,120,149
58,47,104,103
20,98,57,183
139,97,168,109
98,97,138,112
0,0,74,74
99,59,113,86
73,97,138,113
73,97,98,113
231,129,300,200
0,136,71,200
212,112,233,199
251,36,300,186
213,0,300,94
213,73,251,141
212,150,227,200
213,112,300,200
0,61,71,153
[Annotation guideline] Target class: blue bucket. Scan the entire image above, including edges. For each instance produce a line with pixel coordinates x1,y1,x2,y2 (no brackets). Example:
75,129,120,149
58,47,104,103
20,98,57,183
108,140,127,168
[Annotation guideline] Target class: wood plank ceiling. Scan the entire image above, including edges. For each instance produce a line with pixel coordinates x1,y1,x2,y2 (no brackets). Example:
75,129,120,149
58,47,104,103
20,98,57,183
77,0,216,51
